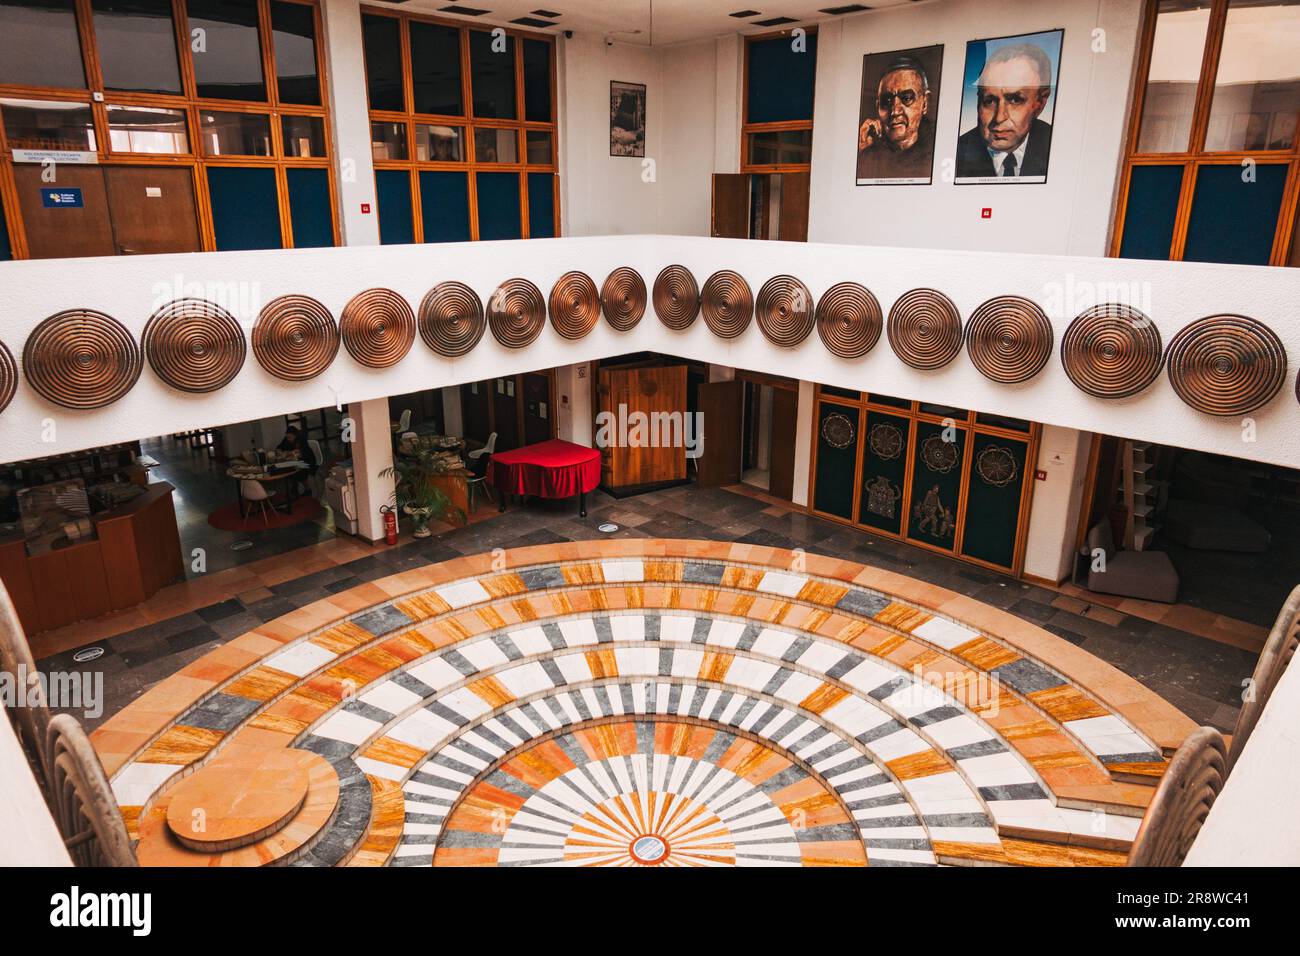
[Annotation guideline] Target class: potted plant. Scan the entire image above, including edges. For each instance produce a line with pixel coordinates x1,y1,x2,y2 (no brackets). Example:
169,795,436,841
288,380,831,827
379,449,464,538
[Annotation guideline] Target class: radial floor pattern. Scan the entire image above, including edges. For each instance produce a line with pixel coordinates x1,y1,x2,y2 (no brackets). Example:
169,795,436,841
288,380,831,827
90,540,1196,868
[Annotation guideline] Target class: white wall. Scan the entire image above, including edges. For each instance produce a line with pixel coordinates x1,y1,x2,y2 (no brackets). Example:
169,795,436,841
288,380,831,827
806,0,1142,256
320,0,379,246
660,40,720,236
0,708,70,866
1023,425,1093,582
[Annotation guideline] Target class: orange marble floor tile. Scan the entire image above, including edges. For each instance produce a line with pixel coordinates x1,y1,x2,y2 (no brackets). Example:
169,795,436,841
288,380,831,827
1028,684,1111,722
345,776,405,867
886,749,951,780
698,651,734,683
431,846,500,866
584,648,619,679
135,725,225,765
801,840,868,866
502,739,576,788
933,840,1009,865
467,675,516,709
360,736,424,768
799,682,850,715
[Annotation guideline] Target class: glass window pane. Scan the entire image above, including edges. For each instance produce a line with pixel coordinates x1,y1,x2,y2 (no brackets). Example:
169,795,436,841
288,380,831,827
865,392,910,408
410,20,462,116
523,38,552,122
1205,0,1300,151
526,171,554,238
199,109,271,155
375,168,413,244
93,0,182,94
918,403,966,419
281,113,325,157
747,33,818,123
207,166,281,250
286,166,332,247
107,104,188,153
371,120,406,160
821,385,861,400
747,129,812,165
362,14,403,112
271,1,320,106
415,123,463,161
1183,162,1287,264
473,127,517,163
0,0,86,90
525,130,552,164
475,171,520,240
1118,163,1183,260
1136,0,1212,153
470,29,516,119
187,0,267,101
0,97,96,151
974,412,1032,431
419,170,470,242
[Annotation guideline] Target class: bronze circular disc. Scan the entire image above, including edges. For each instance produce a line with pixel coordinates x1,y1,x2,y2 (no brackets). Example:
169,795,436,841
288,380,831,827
548,271,601,340
887,288,963,370
1165,314,1287,417
340,288,416,369
966,295,1054,384
652,264,701,330
0,341,18,413
701,270,753,339
816,282,882,359
142,298,245,394
251,295,339,382
1060,303,1163,399
419,281,485,358
487,278,546,348
22,309,143,409
601,267,647,332
756,275,815,347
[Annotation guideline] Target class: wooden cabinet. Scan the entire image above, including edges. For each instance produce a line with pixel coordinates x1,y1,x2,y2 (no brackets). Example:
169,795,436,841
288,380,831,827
597,365,688,491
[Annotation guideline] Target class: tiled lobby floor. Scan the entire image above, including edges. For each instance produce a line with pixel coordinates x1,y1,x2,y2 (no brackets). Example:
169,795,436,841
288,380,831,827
40,482,1261,735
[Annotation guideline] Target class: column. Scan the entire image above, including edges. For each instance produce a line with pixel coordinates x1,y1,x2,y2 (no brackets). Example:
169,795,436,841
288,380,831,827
349,396,396,542
714,35,743,173
321,0,380,246
555,362,593,446
441,386,464,438
1022,425,1093,583
791,380,815,507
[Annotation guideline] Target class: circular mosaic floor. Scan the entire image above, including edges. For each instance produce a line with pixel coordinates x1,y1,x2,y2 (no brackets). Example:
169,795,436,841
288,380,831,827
91,540,1197,868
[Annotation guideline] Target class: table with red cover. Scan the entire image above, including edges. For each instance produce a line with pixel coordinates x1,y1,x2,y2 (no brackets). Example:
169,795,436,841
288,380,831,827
488,439,601,516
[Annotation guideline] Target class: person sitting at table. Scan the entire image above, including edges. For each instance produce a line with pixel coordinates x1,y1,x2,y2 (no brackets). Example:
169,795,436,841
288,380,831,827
277,424,315,494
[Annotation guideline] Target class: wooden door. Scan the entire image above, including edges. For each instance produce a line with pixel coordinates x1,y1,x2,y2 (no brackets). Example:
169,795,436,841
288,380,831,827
104,166,201,254
768,387,798,500
491,376,520,451
13,165,114,259
711,173,749,238
598,365,687,489
778,171,810,241
521,372,553,446
696,379,742,487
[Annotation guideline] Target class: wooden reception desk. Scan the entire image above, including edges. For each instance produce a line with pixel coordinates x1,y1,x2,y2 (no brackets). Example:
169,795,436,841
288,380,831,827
0,482,183,636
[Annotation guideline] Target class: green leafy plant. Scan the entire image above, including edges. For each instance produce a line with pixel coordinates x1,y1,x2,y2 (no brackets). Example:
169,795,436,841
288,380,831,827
379,448,466,534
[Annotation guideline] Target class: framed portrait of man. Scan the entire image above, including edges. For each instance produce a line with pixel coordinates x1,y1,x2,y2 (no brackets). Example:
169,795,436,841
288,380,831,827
856,45,943,186
610,81,647,157
954,29,1063,184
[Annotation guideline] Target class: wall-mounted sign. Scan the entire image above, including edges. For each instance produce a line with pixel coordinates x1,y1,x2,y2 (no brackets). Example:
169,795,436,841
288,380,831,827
13,149,98,165
41,188,84,208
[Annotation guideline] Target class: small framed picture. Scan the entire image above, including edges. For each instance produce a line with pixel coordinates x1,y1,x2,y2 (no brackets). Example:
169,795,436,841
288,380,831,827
610,80,647,157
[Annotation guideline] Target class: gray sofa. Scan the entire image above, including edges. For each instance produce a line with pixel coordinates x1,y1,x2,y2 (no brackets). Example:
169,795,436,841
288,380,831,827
1084,521,1180,604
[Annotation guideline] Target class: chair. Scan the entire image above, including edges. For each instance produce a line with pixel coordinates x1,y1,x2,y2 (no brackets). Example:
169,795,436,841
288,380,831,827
307,439,326,497
1127,726,1228,867
1083,520,1180,604
0,583,49,786
397,409,412,433
467,453,495,514
44,714,137,867
468,431,497,460
1228,583,1300,770
240,479,274,525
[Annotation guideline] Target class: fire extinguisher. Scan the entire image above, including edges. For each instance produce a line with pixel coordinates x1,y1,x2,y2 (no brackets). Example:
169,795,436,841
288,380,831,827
380,505,398,545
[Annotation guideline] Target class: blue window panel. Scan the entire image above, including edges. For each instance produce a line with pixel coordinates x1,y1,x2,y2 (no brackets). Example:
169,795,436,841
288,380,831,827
1183,163,1287,266
419,170,470,243
746,34,817,123
475,171,521,241
0,192,11,261
527,172,555,238
1118,164,1182,261
375,169,414,245
286,167,333,248
206,167,281,251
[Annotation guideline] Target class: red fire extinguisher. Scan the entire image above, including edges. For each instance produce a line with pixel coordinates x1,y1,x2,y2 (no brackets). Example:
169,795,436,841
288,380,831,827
380,505,398,545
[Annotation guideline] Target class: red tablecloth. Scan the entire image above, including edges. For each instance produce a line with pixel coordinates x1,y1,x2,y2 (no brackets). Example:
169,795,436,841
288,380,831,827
489,439,601,499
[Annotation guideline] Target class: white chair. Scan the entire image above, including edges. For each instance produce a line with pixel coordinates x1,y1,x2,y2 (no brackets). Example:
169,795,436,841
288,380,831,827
397,409,412,433
307,439,325,497
468,432,497,460
240,479,274,525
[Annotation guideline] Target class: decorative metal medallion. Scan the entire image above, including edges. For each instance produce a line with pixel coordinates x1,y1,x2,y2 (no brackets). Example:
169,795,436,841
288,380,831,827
548,271,601,339
600,267,647,332
976,445,1019,487
911,484,956,539
251,295,339,381
142,298,246,393
652,264,700,330
0,340,20,413
700,270,754,339
340,288,416,368
419,281,485,357
487,278,547,348
920,434,960,473
965,295,1053,384
1165,314,1287,417
887,288,963,370
867,422,904,461
864,475,902,520
23,309,143,409
1060,303,1163,399
816,281,882,359
755,275,815,347
820,411,856,449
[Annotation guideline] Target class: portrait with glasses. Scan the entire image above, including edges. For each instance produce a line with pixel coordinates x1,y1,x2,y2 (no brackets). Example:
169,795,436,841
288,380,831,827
856,45,944,185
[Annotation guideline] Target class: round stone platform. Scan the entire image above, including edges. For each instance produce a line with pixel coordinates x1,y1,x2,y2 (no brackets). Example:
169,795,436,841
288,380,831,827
166,750,313,852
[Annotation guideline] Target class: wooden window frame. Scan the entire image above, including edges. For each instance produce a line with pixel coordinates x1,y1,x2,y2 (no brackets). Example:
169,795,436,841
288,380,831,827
0,0,339,257
804,385,1042,577
740,27,817,175
1110,0,1300,264
360,7,560,242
